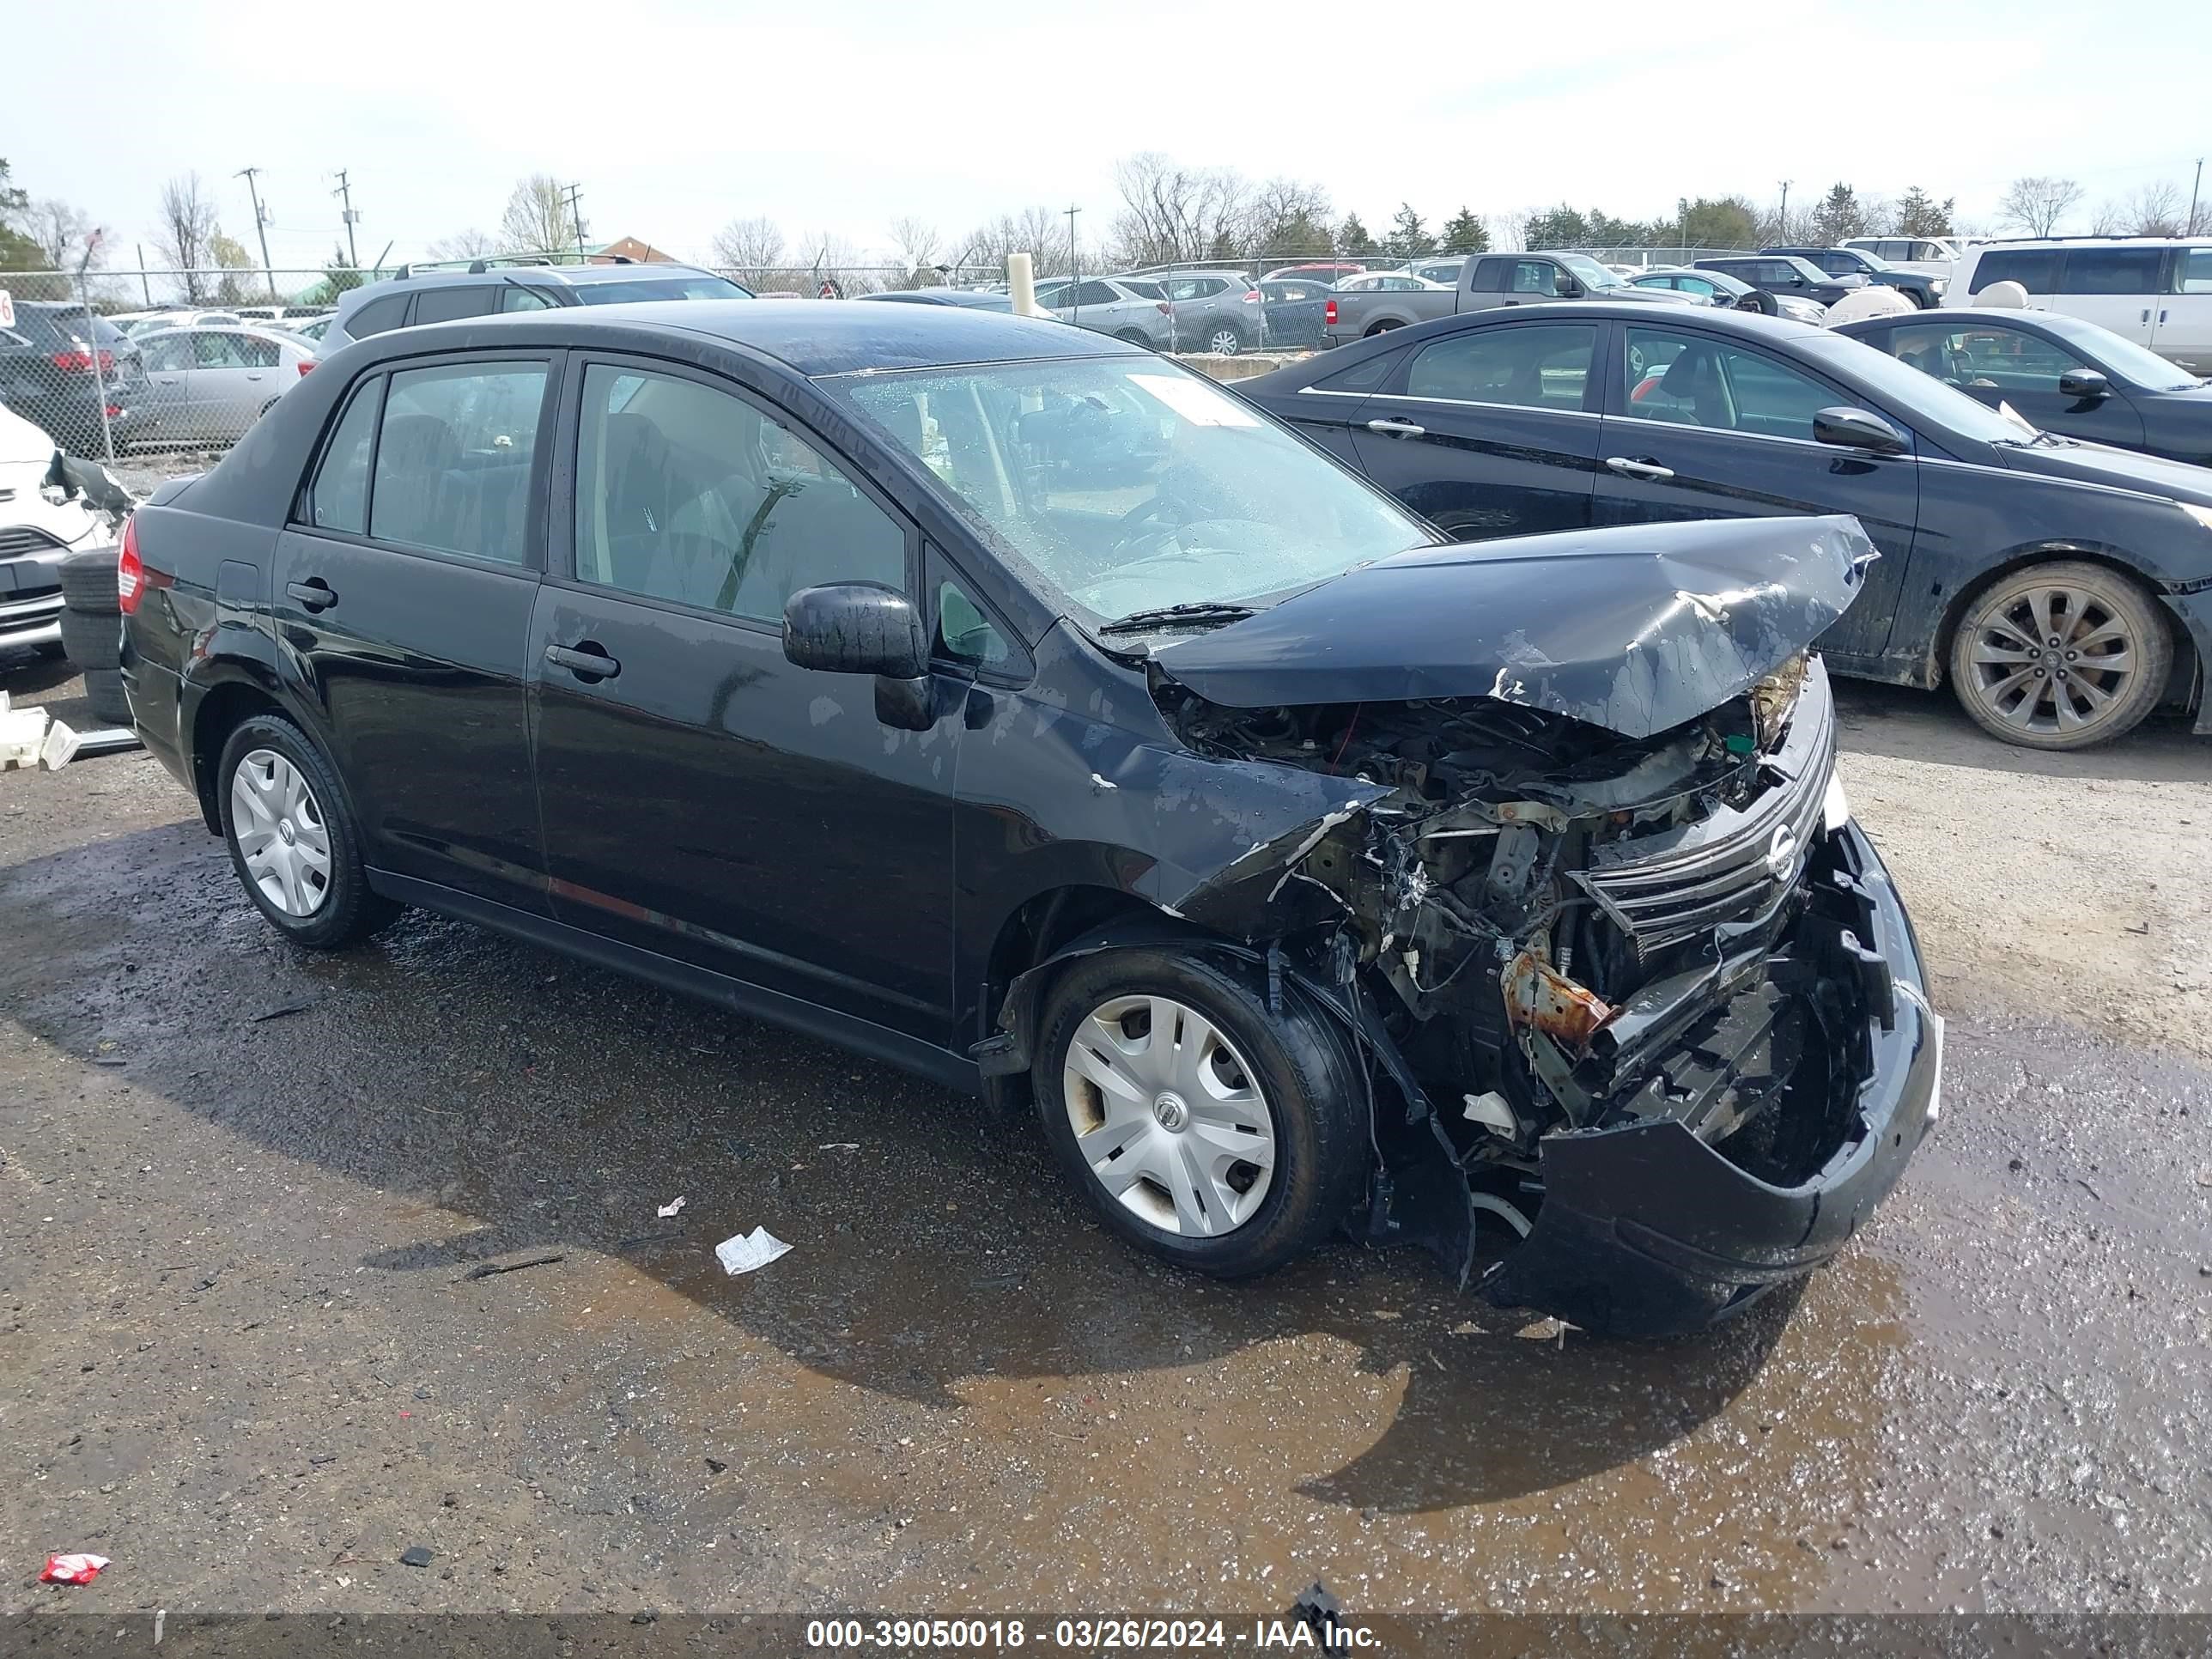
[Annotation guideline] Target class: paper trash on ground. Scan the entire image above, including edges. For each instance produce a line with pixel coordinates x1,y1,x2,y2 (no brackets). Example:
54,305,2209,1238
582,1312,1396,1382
714,1226,792,1276
40,1553,111,1585
656,1196,686,1218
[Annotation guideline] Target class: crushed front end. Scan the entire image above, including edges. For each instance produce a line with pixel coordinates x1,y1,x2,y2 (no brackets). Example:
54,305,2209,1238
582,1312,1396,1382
1157,654,1941,1337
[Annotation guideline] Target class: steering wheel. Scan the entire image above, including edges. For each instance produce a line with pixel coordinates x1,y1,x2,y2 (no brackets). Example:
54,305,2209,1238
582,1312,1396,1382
1116,493,1185,537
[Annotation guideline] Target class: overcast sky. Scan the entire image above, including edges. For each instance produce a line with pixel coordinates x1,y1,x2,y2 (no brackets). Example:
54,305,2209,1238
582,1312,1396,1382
11,0,2212,276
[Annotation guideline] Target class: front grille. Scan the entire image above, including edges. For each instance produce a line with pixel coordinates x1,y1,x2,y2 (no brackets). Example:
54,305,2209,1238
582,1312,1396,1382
0,525,68,559
1574,664,1837,957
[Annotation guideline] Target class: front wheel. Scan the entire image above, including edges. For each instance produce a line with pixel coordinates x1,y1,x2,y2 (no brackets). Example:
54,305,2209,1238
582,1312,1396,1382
217,714,398,946
1948,560,2171,750
1035,947,1367,1279
1203,325,1244,356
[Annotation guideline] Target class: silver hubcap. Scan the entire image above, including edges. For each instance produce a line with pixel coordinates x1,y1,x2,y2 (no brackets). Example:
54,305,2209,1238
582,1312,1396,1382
229,749,332,917
1209,331,1239,353
1062,994,1275,1237
1966,583,2137,738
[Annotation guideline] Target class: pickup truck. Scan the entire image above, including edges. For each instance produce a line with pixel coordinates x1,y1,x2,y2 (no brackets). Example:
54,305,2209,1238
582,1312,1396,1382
1321,251,1696,346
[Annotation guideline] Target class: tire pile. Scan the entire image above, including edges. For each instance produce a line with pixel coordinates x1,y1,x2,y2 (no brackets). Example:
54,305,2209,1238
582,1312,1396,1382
58,547,132,726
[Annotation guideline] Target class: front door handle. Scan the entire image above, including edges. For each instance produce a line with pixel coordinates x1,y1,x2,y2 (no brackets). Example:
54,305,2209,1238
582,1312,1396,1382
545,641,620,680
2142,309,2152,325
1365,417,1426,438
285,578,336,611
1606,456,1675,481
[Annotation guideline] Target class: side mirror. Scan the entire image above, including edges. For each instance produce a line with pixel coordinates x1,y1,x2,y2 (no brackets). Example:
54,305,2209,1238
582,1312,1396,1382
782,582,927,678
1813,406,1908,455
1558,279,1583,298
2057,368,2111,400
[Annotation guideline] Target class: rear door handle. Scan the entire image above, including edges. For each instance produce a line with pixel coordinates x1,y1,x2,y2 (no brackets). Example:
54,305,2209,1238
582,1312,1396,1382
285,578,336,611
545,641,620,680
1606,456,1675,481
1365,417,1426,438
2142,309,2152,325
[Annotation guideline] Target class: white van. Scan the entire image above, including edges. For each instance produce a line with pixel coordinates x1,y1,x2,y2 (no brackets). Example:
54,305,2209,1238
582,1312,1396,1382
1944,239,2212,374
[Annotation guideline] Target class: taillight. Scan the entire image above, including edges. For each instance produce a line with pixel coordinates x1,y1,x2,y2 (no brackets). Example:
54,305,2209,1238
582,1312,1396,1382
1325,299,1338,326
1155,301,1171,314
1242,289,1262,304
297,360,314,376
117,516,144,615
51,348,117,374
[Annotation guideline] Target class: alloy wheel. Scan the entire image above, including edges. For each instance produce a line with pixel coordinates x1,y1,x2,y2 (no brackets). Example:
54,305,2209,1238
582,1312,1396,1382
1961,581,2142,740
229,748,333,916
1060,994,1276,1237
1206,328,1242,356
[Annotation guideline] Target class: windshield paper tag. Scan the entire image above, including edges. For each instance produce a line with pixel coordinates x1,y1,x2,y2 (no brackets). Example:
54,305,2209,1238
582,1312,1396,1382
1131,374,1260,428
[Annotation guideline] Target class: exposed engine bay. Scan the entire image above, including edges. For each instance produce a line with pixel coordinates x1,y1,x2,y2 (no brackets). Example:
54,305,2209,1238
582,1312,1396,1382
1152,651,1882,1294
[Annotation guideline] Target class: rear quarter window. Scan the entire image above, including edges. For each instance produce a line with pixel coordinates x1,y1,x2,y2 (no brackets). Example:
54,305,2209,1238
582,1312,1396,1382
345,293,410,338
304,377,382,534
2058,247,2164,295
1970,250,2059,295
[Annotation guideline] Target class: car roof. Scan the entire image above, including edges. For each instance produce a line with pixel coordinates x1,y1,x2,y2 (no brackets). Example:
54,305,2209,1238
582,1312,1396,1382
389,260,721,287
351,298,1141,378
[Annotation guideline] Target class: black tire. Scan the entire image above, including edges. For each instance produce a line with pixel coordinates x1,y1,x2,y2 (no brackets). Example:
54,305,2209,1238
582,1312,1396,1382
81,666,133,726
216,713,398,948
1948,559,2172,750
58,608,121,671
59,549,121,615
1034,946,1368,1279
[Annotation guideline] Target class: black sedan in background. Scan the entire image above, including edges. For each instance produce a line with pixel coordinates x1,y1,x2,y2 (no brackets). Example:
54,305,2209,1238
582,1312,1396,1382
1234,301,2212,750
1835,307,2212,465
1695,255,1866,310
1764,246,1944,309
854,288,1014,311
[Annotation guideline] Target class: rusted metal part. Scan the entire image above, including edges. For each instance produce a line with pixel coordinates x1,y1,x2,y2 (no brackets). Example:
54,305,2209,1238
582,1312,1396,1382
1504,950,1615,1050
1747,652,1808,751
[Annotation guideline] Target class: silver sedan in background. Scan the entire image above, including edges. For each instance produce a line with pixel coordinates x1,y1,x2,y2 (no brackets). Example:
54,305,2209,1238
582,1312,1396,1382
131,325,319,445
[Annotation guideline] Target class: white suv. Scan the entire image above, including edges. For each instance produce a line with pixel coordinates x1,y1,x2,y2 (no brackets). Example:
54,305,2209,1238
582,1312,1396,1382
1944,239,2212,375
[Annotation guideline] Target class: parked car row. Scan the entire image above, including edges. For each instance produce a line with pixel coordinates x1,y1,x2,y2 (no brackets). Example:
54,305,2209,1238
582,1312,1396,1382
1237,301,2212,750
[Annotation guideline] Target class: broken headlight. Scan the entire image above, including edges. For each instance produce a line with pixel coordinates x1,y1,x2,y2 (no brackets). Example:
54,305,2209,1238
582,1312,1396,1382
1823,771,1850,833
1747,653,1809,752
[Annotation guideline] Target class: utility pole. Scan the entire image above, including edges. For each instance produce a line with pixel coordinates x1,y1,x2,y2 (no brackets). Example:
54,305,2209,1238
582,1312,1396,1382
134,243,151,307
236,167,277,300
1066,204,1081,284
2191,158,2205,238
332,169,361,267
1777,179,1792,241
562,183,587,259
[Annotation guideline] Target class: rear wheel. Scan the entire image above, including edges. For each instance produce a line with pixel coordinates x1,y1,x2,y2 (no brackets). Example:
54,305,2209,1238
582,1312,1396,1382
216,714,398,947
1948,560,2171,750
1035,947,1367,1279
1203,324,1245,356
1364,319,1402,337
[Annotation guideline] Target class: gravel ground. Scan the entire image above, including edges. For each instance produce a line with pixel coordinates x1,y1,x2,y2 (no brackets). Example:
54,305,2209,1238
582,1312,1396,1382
2,653,2208,1620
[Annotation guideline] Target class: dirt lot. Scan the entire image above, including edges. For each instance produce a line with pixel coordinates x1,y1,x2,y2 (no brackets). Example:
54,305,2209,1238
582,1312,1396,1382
3,653,2209,1621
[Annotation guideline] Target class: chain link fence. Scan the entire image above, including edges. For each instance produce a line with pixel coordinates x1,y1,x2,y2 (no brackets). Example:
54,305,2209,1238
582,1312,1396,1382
4,241,1769,462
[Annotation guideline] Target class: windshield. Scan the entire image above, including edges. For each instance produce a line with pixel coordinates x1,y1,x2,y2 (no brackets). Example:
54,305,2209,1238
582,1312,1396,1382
2039,314,2202,391
575,275,752,304
1802,332,2044,446
1782,257,1832,283
825,356,1431,624
1560,254,1626,289
1850,251,1893,271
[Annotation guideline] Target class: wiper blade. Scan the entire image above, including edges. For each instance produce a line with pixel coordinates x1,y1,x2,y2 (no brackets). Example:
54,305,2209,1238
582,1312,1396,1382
1096,602,1258,635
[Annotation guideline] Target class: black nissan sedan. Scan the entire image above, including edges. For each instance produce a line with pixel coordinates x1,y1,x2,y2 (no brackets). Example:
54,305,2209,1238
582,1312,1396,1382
1834,306,2212,466
116,301,1938,1336
1234,302,2212,750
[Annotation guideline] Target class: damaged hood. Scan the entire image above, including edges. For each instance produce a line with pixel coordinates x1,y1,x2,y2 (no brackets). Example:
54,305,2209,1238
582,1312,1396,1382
1147,515,1873,738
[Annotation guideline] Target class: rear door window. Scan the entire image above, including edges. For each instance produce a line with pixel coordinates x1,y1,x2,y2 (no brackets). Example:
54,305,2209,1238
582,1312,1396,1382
1070,282,1123,308
346,293,410,337
305,376,383,533
1404,323,1595,410
1468,258,1507,291
500,286,558,312
2058,248,2163,295
368,361,549,565
238,335,281,369
2172,248,2212,294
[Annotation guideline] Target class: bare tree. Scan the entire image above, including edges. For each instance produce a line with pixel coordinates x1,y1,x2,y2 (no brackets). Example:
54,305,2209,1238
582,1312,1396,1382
1110,152,1251,268
428,228,496,262
792,231,878,295
710,215,787,270
2089,198,2127,236
28,199,98,270
499,174,577,257
888,216,942,283
955,206,1067,276
1996,176,2084,238
2124,180,2185,236
156,173,220,301
1240,175,1333,258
